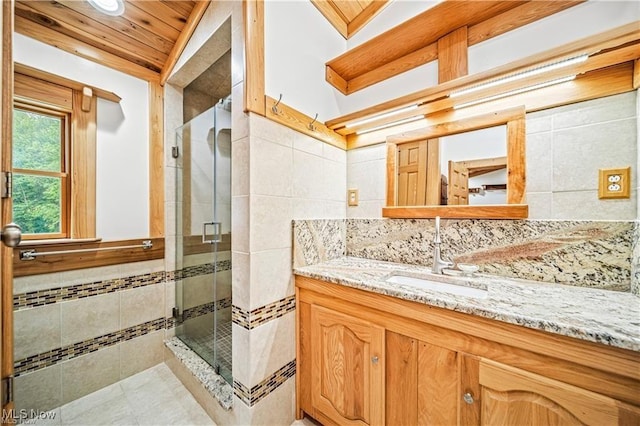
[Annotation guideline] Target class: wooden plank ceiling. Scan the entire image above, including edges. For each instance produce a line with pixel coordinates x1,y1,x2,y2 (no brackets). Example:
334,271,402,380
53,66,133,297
311,0,391,39
14,0,207,82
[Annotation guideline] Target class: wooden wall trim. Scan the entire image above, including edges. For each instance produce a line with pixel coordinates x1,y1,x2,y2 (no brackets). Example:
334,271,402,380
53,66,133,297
265,95,346,150
15,63,120,103
328,22,639,135
13,237,165,277
1,0,15,400
70,90,97,239
347,61,636,149
159,0,210,86
244,0,265,115
310,0,391,39
149,81,164,238
382,204,529,219
437,26,468,83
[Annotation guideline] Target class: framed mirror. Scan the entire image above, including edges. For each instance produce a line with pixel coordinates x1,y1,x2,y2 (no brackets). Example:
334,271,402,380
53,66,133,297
384,106,528,219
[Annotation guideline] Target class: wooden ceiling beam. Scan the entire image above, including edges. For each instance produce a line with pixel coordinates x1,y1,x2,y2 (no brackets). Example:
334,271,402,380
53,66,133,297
159,0,210,86
15,15,160,82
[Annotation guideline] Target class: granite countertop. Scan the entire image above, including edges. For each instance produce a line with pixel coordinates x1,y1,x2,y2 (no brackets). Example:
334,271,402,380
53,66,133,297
294,257,640,352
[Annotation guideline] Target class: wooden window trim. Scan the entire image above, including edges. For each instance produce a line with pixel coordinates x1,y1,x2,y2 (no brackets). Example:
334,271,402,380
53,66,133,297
14,72,96,240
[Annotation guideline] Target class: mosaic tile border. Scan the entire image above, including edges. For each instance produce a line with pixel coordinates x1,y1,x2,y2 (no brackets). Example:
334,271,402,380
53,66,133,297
166,259,232,281
183,297,232,322
14,271,166,311
231,295,296,330
14,317,166,376
233,360,296,406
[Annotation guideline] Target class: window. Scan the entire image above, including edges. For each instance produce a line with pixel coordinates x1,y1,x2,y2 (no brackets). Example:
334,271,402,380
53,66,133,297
12,104,70,239
13,69,97,241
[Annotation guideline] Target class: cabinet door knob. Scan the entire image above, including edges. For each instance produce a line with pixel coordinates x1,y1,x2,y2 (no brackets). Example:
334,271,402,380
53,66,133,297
463,392,474,404
371,356,379,364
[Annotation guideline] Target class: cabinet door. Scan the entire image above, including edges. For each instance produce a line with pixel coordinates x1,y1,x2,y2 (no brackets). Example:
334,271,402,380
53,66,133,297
311,305,385,426
479,359,632,425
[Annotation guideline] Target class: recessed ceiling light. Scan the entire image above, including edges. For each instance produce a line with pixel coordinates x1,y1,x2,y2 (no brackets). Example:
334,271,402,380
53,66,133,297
87,0,125,16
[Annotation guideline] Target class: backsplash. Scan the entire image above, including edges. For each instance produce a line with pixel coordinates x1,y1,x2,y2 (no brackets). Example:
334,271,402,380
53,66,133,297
632,221,640,296
293,219,634,292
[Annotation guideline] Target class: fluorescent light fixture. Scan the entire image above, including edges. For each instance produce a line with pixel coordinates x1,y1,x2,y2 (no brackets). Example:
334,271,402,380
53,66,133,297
450,54,588,98
346,105,419,128
356,116,427,135
87,0,125,16
454,75,576,110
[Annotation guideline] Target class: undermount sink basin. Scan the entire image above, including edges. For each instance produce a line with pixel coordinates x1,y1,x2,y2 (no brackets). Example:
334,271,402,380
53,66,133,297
386,274,488,299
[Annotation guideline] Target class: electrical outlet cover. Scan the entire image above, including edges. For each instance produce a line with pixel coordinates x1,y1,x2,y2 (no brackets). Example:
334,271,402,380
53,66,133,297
598,167,631,199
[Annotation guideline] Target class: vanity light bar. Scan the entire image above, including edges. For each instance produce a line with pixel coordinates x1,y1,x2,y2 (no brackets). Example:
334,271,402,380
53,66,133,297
450,54,588,98
346,104,419,129
453,75,577,110
356,116,427,135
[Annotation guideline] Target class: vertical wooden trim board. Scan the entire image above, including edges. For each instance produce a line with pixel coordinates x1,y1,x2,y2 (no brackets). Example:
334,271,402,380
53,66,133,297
243,0,265,115
1,0,13,414
506,116,526,204
149,81,164,237
437,26,468,83
71,90,97,239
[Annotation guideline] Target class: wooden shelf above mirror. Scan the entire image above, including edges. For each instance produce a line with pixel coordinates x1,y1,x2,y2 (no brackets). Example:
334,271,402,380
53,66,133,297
325,0,584,95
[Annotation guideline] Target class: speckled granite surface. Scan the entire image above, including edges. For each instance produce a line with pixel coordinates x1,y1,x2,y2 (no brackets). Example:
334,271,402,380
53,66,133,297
165,337,233,410
293,219,345,268
294,257,640,351
345,219,633,291
632,221,640,296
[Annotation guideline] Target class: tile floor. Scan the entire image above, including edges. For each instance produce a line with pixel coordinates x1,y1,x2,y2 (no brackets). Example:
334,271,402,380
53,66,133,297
27,363,214,426
24,362,319,426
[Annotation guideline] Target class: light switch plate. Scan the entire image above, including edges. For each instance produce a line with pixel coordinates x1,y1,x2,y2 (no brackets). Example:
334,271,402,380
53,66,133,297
348,189,359,206
598,167,631,199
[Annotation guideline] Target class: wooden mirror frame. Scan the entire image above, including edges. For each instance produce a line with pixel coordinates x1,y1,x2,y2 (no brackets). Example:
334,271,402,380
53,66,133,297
384,106,528,219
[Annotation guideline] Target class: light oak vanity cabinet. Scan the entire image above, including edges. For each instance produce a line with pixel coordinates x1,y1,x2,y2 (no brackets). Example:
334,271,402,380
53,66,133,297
295,275,640,426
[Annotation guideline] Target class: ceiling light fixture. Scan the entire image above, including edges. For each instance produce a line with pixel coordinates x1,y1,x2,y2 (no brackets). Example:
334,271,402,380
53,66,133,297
453,75,576,110
346,105,419,129
356,116,427,135
450,54,588,98
87,0,125,16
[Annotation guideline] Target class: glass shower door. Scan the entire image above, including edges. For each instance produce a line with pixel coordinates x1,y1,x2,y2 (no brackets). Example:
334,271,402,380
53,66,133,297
174,99,232,384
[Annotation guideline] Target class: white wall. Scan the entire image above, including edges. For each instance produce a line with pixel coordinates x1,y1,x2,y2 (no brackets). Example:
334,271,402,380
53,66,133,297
14,34,150,240
264,0,640,119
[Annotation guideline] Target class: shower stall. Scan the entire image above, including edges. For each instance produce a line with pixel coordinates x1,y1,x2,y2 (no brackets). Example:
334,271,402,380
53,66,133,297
173,97,232,384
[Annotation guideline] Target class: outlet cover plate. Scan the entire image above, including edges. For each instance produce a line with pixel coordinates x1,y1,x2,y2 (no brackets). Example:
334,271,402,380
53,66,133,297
598,167,631,199
348,189,359,206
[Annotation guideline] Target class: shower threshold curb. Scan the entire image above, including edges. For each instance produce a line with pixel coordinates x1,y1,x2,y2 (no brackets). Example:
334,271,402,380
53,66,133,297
164,337,233,410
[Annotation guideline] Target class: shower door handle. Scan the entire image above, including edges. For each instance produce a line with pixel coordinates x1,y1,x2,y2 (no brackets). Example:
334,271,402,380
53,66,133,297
202,221,222,244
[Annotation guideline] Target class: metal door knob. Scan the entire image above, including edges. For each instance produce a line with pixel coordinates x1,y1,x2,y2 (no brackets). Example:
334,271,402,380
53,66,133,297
371,356,379,364
463,392,474,405
0,223,21,247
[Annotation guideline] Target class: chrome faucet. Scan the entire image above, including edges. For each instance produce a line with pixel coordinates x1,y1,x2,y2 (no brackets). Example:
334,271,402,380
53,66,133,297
432,216,454,274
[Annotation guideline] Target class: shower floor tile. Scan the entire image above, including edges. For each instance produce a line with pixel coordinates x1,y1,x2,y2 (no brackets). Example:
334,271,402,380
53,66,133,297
30,363,215,426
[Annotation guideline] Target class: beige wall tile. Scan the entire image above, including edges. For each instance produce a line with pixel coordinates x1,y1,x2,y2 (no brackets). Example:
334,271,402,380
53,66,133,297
526,192,553,220
165,280,176,318
293,150,324,199
525,132,553,193
183,312,215,340
347,200,385,219
552,91,636,129
61,345,120,404
249,114,295,148
232,323,251,388
60,293,120,346
215,269,233,301
347,143,386,164
232,196,250,253
232,251,250,310
184,252,216,268
120,283,165,329
119,331,164,379
323,159,347,202
247,375,296,426
552,118,636,192
183,274,215,310
231,83,249,142
251,136,293,197
119,259,164,276
292,133,323,156
347,159,386,201
552,190,637,220
249,248,294,310
14,304,61,360
14,365,62,413
55,264,122,288
232,136,249,197
323,143,346,164
249,195,293,252
14,273,61,295
246,312,295,388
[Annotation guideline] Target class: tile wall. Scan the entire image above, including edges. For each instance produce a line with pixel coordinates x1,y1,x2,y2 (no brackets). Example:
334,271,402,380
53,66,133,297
13,260,167,415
